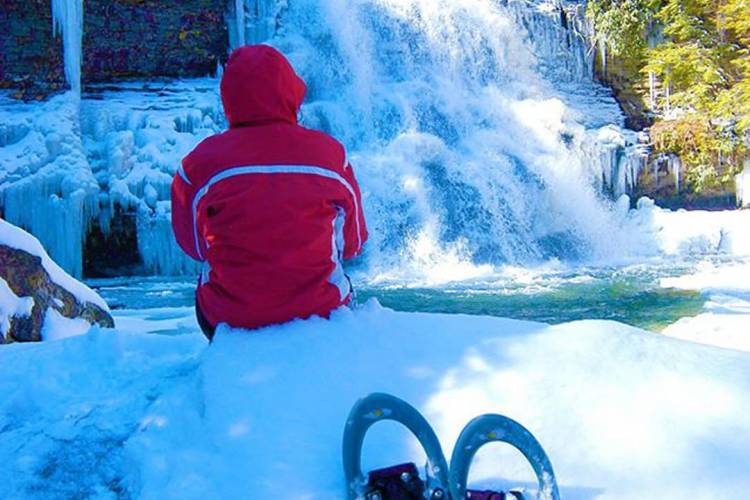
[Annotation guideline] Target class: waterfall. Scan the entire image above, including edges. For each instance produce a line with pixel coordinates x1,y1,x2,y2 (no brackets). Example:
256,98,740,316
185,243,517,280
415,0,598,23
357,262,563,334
228,0,644,279
51,0,84,94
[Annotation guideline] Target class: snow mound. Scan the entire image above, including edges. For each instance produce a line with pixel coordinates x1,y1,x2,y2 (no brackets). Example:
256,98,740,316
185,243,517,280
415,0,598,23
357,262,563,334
1,303,749,498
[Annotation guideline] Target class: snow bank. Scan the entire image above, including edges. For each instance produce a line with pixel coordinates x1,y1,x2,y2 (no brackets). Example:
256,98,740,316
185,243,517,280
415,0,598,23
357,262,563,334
661,261,750,352
1,304,749,498
623,198,750,258
0,218,107,310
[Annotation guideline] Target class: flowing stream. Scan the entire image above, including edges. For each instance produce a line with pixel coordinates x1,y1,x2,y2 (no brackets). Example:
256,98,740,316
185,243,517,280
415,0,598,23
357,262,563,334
90,258,712,332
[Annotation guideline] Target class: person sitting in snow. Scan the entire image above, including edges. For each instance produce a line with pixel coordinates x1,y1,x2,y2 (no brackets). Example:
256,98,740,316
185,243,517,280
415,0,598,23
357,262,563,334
171,45,368,340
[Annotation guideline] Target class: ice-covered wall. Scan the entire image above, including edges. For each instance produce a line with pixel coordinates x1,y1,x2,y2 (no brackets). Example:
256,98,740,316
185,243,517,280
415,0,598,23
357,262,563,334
0,81,222,277
0,93,98,278
79,80,224,275
505,1,649,198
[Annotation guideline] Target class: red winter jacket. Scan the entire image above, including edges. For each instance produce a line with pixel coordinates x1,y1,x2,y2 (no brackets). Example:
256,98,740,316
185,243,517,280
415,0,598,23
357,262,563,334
171,45,368,330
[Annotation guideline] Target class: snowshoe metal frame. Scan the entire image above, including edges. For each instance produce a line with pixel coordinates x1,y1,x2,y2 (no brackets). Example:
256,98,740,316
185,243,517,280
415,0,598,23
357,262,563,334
449,414,560,500
343,393,450,500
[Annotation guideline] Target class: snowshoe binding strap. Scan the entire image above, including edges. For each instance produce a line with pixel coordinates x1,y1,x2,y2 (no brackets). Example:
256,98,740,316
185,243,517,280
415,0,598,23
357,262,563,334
364,463,426,499
343,393,450,500
448,414,560,500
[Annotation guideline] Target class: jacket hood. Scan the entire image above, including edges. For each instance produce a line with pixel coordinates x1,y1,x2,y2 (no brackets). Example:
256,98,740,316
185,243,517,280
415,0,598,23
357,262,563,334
220,45,307,127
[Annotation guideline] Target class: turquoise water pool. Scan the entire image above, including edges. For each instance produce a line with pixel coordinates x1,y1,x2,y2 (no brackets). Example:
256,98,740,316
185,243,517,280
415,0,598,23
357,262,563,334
89,259,717,333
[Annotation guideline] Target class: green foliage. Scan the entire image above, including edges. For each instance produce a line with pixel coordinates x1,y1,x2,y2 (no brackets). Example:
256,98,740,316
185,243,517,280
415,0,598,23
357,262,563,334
586,0,655,58
587,0,750,193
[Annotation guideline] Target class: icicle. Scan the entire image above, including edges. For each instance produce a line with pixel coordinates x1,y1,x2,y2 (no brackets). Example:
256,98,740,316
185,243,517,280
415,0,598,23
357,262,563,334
137,205,200,275
235,0,246,48
51,0,84,95
649,71,656,110
736,161,750,208
671,155,681,193
599,37,607,77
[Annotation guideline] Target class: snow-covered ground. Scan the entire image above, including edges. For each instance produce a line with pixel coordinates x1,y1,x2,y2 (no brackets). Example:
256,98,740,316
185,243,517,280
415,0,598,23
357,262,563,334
621,199,750,258
1,300,749,499
661,261,750,352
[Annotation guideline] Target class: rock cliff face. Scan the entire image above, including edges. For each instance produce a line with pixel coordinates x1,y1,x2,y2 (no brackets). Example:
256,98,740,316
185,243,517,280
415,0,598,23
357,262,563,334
83,0,228,82
0,0,227,94
0,0,66,98
0,219,113,343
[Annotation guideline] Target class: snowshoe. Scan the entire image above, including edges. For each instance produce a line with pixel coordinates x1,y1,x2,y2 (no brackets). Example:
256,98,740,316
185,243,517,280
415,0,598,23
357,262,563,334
449,414,560,500
343,393,450,500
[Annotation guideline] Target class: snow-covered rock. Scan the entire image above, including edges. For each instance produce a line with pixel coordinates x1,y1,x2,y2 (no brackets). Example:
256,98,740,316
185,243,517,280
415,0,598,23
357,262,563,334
0,218,113,342
0,302,748,498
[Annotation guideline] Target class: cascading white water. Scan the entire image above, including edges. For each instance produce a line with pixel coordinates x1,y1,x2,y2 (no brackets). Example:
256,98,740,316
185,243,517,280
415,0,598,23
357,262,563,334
233,0,644,281
51,0,84,94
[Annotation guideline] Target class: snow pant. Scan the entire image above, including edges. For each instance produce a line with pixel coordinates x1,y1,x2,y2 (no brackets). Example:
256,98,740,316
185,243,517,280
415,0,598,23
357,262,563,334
195,296,216,342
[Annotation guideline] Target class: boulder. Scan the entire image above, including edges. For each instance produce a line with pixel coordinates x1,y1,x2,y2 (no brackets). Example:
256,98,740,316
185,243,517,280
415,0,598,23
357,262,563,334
0,219,113,343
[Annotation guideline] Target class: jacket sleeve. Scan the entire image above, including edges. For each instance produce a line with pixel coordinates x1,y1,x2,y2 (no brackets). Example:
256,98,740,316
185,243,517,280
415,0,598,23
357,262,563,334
171,165,202,262
339,161,368,260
